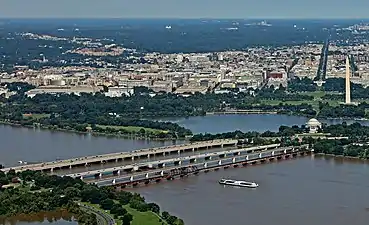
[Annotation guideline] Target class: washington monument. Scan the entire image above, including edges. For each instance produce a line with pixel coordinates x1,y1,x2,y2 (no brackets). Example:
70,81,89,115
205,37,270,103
345,56,351,104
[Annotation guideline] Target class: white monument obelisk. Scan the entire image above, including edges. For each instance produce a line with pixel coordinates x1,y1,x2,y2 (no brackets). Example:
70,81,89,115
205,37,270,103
345,56,351,104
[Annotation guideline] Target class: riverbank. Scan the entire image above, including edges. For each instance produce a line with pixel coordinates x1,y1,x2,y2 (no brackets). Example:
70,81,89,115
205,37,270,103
0,120,189,142
0,210,75,225
0,170,185,225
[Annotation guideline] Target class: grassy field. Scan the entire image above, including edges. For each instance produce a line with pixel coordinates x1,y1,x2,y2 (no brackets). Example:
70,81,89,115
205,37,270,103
22,113,50,119
260,91,342,111
83,202,164,225
125,206,165,225
96,125,168,134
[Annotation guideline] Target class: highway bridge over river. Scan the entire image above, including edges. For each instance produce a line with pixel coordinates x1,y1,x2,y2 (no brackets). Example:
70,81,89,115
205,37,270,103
2,139,238,173
63,143,310,188
1,139,311,189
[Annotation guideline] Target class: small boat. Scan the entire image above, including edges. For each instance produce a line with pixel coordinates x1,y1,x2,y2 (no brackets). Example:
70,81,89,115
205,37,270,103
219,179,258,188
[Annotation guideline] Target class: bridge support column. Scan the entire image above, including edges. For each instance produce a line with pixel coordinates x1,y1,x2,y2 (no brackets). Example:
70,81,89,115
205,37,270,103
160,171,164,176
204,163,208,168
237,152,240,155
163,152,166,156
272,151,275,156
284,149,287,154
147,154,150,159
178,150,181,154
50,168,53,172
232,158,236,163
99,173,102,178
162,163,166,167
218,160,222,165
258,153,262,158
112,179,116,184
145,173,149,178
117,170,121,175
69,165,72,169
80,176,83,180
246,155,249,160
130,176,134,182
192,148,195,152
179,161,182,165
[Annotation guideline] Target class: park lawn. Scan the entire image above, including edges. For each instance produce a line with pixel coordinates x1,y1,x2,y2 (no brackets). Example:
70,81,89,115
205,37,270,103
124,206,164,225
83,202,122,225
83,202,163,225
299,91,326,99
96,125,168,134
260,99,314,106
22,113,50,119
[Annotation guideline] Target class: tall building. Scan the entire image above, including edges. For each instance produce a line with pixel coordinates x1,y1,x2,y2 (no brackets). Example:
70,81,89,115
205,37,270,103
345,56,351,104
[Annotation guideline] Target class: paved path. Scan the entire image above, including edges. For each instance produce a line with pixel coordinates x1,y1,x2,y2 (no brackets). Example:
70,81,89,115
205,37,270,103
78,202,116,225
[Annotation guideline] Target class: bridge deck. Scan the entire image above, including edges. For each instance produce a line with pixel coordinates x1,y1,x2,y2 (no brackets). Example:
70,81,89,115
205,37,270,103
1,139,238,173
67,144,283,178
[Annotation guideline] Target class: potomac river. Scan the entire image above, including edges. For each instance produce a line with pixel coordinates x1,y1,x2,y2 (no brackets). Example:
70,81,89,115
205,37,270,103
1,114,369,225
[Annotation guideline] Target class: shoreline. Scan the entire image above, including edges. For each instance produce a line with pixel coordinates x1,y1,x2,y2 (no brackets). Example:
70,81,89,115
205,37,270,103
314,153,369,161
0,120,188,142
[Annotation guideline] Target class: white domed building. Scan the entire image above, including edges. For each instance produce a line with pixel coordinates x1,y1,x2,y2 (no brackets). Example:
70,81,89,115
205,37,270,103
306,118,322,133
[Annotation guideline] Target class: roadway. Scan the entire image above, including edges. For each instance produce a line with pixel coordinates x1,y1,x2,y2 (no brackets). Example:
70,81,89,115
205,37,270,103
51,146,238,176
2,139,238,173
69,144,288,180
93,146,305,187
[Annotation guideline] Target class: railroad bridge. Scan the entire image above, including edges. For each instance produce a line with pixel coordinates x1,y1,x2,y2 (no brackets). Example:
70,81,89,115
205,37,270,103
64,144,311,188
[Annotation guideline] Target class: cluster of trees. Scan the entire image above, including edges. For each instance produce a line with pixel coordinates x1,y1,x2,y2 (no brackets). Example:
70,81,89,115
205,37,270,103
313,139,369,159
318,102,368,118
0,170,184,225
190,125,308,142
288,77,317,92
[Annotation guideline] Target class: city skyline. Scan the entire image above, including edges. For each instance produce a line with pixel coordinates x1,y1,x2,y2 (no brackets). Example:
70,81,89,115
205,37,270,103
1,0,369,19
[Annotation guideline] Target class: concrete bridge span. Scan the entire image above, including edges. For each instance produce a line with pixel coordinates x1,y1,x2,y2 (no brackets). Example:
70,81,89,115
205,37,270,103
92,145,311,188
2,139,238,173
67,143,283,179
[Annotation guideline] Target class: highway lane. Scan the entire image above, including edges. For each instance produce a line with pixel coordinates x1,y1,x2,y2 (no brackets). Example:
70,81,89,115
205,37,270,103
3,139,237,173
51,146,240,175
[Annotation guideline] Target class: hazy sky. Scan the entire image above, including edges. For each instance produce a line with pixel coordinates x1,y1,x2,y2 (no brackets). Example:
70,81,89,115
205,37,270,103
0,0,368,19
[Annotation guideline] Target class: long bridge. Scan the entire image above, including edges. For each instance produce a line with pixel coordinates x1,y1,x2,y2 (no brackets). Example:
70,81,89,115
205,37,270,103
87,144,310,188
2,139,237,173
67,143,282,179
